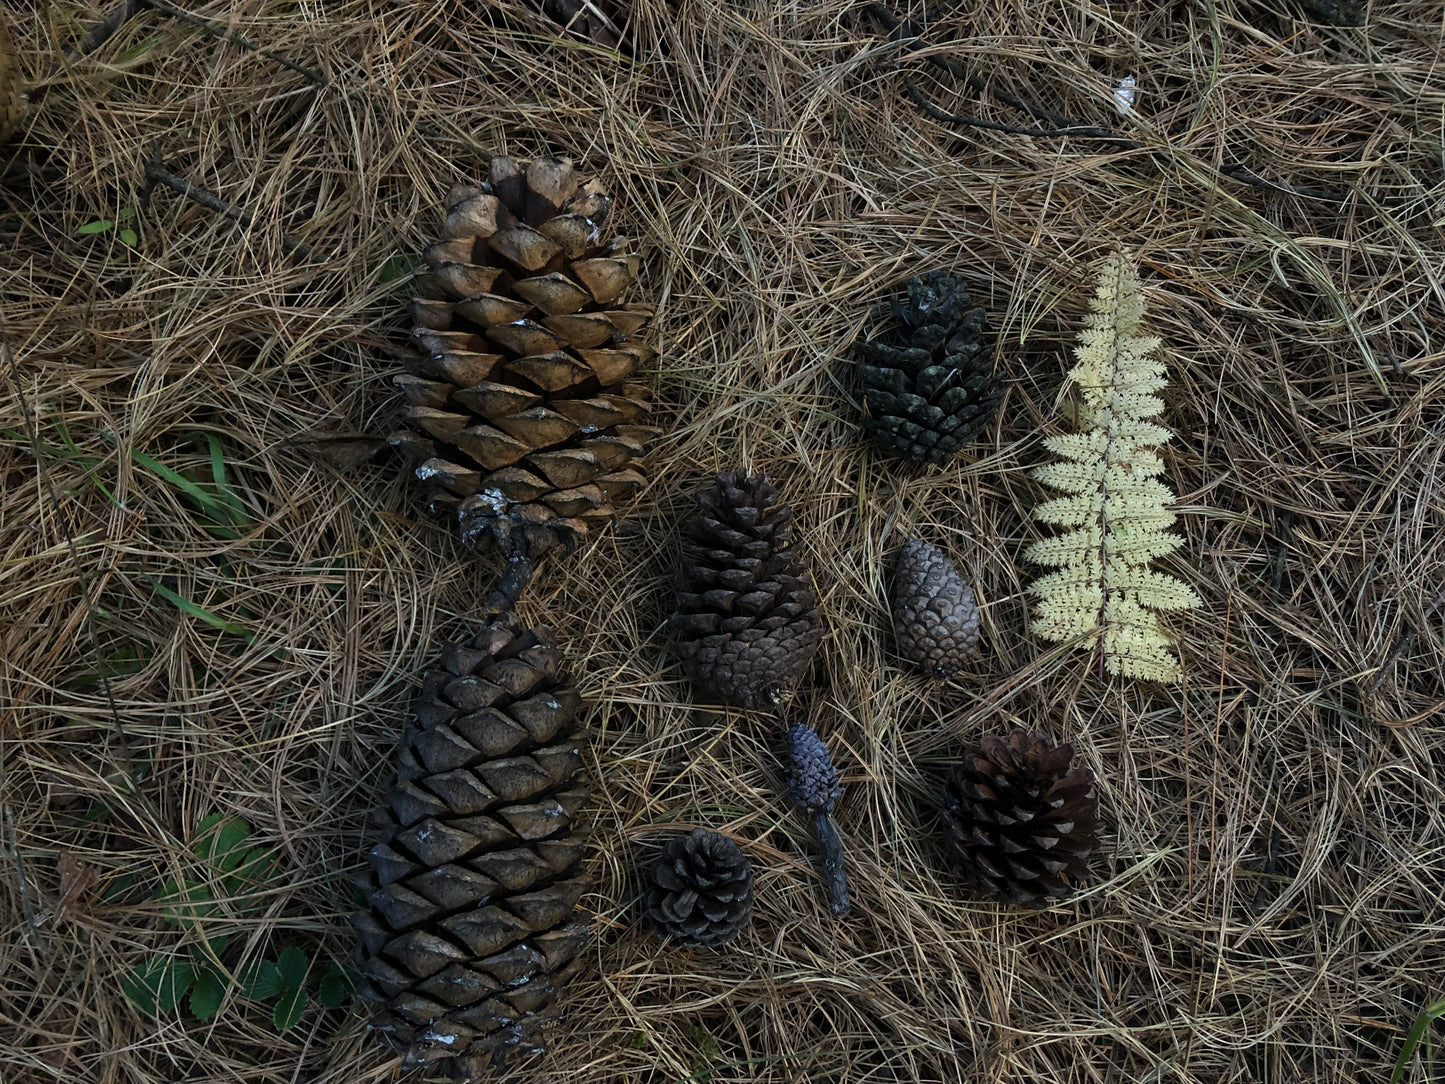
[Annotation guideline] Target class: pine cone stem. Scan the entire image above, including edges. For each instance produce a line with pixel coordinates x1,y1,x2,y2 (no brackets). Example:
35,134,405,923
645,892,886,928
482,550,538,615
813,812,850,917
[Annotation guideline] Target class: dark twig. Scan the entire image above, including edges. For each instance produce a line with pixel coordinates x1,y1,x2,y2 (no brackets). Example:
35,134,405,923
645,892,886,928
1368,584,1445,695
865,0,1355,204
66,0,146,58
142,155,316,258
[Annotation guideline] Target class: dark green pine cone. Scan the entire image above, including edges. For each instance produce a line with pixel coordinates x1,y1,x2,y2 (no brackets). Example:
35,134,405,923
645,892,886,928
645,829,755,947
353,617,592,1076
854,271,1003,465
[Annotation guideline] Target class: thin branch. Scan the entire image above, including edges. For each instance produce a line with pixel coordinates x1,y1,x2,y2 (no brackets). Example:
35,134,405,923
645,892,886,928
142,155,316,258
141,0,327,86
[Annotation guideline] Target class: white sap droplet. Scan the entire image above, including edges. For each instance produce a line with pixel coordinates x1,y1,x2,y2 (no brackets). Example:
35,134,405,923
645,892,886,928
1113,75,1137,116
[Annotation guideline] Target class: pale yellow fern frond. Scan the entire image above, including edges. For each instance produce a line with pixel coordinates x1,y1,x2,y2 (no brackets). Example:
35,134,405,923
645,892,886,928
1025,252,1201,682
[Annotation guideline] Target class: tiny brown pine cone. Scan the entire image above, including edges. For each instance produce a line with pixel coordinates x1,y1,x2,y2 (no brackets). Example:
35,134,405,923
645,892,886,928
670,471,823,708
942,730,1099,904
892,538,980,676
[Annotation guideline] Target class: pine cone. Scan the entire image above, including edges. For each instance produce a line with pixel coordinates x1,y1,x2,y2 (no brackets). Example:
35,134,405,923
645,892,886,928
644,829,755,948
390,156,659,572
671,471,823,708
942,730,1099,904
354,617,592,1075
786,724,850,916
892,538,981,676
854,271,1003,464
1,8,23,144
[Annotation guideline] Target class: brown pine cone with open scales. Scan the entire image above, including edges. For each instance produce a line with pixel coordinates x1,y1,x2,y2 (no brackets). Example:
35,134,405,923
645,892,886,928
644,829,755,948
671,471,823,709
942,730,1099,904
389,155,659,606
354,617,591,1076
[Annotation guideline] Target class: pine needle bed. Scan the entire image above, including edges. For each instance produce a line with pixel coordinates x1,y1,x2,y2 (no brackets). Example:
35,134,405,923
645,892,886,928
2,1,1443,1082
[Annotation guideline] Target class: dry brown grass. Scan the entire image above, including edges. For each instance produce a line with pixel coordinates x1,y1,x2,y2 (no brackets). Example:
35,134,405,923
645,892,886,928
3,0,1444,1081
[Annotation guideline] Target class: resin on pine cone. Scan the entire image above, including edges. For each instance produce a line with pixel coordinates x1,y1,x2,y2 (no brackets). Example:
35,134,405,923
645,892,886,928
671,471,823,709
644,829,755,948
942,730,1099,904
854,271,1003,464
354,618,592,1074
1,7,23,143
892,538,981,677
390,155,659,564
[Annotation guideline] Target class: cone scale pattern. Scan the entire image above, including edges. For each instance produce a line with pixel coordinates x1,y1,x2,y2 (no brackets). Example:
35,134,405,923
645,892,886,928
354,619,592,1074
390,155,659,564
644,829,755,948
942,730,1100,904
1,8,22,144
892,538,981,677
671,472,823,709
855,271,1003,464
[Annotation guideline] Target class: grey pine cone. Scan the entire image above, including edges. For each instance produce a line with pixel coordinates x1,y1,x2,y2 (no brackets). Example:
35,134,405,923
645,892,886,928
855,271,1003,464
671,471,823,708
943,729,1100,904
645,829,755,947
892,538,981,676
786,723,842,815
353,617,591,1076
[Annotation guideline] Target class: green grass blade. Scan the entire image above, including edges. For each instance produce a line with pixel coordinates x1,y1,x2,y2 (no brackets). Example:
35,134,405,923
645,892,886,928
148,579,255,641
1392,999,1445,1084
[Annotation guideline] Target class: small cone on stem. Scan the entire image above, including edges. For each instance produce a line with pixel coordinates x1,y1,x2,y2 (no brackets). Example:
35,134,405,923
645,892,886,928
786,723,850,916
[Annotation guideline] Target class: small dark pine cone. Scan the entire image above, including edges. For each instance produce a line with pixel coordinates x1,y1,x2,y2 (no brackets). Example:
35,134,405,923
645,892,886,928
671,471,823,708
942,730,1099,904
645,829,755,948
786,724,842,816
854,271,1003,464
353,617,592,1076
892,538,981,677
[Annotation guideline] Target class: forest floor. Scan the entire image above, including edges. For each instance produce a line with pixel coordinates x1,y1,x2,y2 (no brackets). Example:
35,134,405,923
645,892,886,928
2,1,1444,1081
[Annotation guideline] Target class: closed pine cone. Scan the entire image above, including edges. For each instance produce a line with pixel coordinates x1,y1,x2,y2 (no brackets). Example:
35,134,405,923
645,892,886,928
671,471,823,709
942,730,1099,904
854,271,1002,464
0,8,23,143
892,538,980,676
354,617,592,1075
390,155,659,564
645,829,755,947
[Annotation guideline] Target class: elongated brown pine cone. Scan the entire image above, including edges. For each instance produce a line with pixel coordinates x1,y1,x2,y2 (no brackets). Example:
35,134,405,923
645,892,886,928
354,617,592,1075
390,155,659,568
892,538,981,676
1,8,24,144
670,471,823,709
942,730,1099,904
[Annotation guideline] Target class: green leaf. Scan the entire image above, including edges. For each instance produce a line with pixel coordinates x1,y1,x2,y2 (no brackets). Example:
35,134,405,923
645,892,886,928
147,578,255,641
272,985,307,1032
193,816,252,871
275,946,309,991
376,253,420,283
202,433,251,529
76,219,114,236
317,963,353,1009
189,966,226,1020
123,957,195,1015
239,958,283,1000
119,228,139,246
189,933,230,960
1391,999,1445,1084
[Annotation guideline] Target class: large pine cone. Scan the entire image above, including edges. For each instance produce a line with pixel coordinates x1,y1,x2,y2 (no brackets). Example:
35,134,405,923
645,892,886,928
671,471,823,709
0,8,23,144
942,730,1099,904
390,155,659,561
892,538,981,677
854,271,1003,464
644,829,755,948
354,618,592,1075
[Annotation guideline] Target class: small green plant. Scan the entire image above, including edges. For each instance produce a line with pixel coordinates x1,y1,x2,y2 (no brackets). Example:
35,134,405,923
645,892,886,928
1392,999,1445,1083
77,207,139,246
120,814,353,1031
